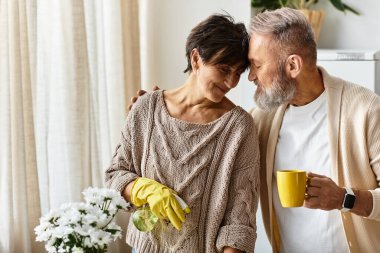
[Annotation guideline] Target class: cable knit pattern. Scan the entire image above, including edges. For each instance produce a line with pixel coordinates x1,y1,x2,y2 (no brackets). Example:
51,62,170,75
105,91,260,253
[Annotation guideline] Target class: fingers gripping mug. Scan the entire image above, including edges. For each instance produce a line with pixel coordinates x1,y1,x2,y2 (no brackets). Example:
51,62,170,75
277,170,308,207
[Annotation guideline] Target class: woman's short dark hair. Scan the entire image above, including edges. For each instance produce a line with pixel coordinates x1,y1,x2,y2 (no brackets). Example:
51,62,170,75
184,14,250,73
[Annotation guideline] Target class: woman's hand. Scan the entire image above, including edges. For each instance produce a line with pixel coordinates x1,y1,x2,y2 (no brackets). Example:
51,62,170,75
130,177,186,230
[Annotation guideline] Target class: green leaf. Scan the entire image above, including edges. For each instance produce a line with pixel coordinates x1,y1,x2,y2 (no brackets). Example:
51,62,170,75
251,0,359,15
105,228,120,234
329,0,359,15
342,3,360,15
279,0,288,7
251,0,282,9
330,0,345,12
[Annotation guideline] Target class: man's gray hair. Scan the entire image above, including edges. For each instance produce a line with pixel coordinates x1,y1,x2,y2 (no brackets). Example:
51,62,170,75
250,7,317,64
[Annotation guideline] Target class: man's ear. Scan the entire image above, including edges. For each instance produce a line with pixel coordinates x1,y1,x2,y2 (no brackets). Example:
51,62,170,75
286,54,302,78
190,48,200,71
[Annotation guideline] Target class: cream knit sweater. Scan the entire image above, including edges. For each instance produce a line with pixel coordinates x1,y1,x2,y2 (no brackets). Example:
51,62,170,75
105,91,260,253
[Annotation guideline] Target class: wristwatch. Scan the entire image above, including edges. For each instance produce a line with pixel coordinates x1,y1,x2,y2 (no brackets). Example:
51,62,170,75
340,187,356,212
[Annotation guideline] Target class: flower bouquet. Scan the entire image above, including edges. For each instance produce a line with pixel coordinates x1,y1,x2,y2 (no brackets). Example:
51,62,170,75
35,187,130,253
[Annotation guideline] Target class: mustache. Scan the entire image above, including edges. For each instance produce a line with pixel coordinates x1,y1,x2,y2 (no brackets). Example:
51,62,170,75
253,79,263,88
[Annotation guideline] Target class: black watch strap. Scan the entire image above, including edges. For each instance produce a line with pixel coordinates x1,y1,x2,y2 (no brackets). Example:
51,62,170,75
341,187,356,212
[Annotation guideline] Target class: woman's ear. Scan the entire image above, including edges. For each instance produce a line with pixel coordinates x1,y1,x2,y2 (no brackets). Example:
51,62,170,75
286,54,302,78
190,48,200,71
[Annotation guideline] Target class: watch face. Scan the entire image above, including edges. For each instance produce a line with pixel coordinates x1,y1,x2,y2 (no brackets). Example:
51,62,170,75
344,194,356,209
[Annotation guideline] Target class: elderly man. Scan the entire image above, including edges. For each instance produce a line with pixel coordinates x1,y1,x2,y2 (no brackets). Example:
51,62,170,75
250,7,380,253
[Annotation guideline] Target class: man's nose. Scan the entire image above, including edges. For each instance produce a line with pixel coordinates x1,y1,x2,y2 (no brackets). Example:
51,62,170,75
248,66,256,82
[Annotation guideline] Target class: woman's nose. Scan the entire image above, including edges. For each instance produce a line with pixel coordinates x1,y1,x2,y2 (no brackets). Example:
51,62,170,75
225,74,240,89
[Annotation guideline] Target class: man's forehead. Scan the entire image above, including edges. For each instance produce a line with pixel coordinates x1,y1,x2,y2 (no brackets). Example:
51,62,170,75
249,34,272,58
251,35,279,61
250,33,272,49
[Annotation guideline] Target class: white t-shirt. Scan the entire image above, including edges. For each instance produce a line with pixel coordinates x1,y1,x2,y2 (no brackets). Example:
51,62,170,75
273,91,349,253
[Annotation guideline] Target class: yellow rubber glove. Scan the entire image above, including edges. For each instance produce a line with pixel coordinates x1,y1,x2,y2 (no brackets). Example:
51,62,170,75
131,177,186,230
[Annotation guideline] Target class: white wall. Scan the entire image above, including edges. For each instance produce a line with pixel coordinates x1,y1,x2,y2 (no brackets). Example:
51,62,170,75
139,0,252,90
316,0,380,49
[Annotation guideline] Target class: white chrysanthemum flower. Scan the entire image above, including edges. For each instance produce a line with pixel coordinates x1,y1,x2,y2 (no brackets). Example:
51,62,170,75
90,230,111,246
83,187,104,206
57,243,65,253
72,246,84,253
64,206,82,223
40,208,61,224
52,226,69,239
83,236,94,247
35,221,55,241
82,213,98,226
93,210,109,228
103,188,129,210
35,187,126,253
106,223,122,241
106,222,121,231
76,223,93,236
45,244,56,253
100,188,120,200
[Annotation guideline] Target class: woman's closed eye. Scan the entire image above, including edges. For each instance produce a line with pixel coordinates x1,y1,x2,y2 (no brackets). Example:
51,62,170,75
218,66,231,75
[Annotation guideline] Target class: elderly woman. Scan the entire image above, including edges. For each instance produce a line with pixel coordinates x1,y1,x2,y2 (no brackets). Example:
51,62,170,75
105,14,259,253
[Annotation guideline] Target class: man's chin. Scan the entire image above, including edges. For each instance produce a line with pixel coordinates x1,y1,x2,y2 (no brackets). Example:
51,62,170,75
255,102,280,111
254,84,296,110
254,95,284,111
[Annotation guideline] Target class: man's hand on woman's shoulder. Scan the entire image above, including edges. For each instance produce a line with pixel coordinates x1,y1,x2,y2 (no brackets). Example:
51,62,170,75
127,85,160,111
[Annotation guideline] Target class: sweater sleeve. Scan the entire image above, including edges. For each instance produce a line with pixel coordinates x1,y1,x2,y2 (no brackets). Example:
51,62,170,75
216,121,260,253
104,94,150,196
366,95,380,220
104,119,139,193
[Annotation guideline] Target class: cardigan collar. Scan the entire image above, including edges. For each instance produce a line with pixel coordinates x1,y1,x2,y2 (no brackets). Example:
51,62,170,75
266,67,344,186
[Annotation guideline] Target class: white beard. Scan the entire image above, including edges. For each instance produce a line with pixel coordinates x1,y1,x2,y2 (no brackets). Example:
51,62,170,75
254,68,296,110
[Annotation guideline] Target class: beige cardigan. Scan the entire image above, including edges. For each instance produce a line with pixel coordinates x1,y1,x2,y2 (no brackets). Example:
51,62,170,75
251,67,380,253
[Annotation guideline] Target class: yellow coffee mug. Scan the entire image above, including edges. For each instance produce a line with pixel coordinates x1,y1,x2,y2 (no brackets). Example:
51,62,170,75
277,170,307,208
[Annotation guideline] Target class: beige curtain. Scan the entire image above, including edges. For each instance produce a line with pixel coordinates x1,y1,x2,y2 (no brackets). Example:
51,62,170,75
0,0,43,252
0,0,140,252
